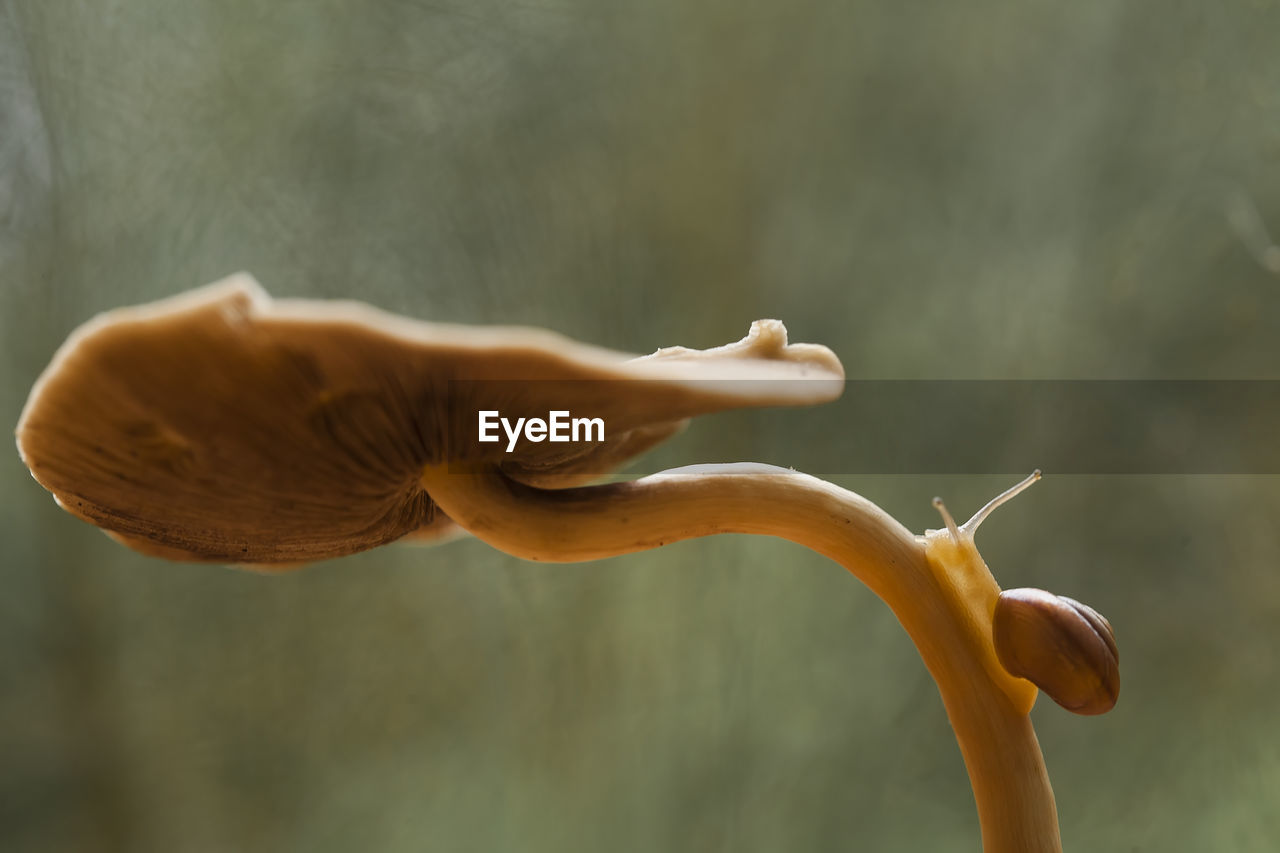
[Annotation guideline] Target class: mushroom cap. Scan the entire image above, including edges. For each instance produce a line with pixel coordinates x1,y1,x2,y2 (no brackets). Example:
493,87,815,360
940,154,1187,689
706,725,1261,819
16,274,844,565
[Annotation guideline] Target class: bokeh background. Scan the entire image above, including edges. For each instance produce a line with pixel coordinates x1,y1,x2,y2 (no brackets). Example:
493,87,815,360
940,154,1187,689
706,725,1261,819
3,1,1279,850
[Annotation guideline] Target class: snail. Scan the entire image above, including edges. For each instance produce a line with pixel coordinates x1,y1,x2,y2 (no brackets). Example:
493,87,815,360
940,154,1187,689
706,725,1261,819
926,470,1121,717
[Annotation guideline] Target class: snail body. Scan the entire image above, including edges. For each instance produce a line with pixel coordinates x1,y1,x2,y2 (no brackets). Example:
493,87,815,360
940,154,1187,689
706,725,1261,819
923,471,1120,717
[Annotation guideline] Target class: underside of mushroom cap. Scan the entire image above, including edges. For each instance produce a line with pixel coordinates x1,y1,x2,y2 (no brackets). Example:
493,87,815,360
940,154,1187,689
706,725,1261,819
16,273,845,564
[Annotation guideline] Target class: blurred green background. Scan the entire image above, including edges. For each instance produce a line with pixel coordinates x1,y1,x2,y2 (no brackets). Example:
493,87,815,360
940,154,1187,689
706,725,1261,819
3,1,1279,850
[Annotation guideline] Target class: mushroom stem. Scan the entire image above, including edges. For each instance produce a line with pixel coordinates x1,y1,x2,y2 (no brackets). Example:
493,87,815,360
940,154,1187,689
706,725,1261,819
420,462,1061,853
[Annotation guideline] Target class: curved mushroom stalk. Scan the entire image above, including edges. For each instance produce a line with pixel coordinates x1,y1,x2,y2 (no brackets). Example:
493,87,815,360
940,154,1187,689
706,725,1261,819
420,462,1068,853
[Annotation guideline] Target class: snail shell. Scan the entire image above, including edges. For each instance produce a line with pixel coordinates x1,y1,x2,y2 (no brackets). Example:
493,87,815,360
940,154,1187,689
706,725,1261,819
992,588,1120,715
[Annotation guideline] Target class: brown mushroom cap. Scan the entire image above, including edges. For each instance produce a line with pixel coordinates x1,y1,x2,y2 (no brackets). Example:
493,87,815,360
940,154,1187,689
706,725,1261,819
16,274,844,565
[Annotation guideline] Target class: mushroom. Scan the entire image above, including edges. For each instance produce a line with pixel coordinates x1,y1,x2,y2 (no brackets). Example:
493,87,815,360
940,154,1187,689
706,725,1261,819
15,273,844,564
16,274,1118,853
